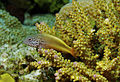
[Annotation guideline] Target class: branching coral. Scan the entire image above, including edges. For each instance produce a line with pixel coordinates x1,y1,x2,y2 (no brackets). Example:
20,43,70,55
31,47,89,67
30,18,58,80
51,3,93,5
1,0,120,82
38,49,108,82
30,0,120,81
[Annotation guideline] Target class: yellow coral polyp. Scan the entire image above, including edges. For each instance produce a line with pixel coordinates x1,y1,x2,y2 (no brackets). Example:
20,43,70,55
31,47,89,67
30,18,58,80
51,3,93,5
28,0,120,81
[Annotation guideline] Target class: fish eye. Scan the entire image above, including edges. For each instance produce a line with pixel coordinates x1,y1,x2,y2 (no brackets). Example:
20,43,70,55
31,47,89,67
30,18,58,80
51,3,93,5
28,38,32,41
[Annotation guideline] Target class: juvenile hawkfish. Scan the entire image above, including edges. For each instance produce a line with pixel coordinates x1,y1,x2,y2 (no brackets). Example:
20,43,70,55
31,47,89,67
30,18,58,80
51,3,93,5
23,33,76,57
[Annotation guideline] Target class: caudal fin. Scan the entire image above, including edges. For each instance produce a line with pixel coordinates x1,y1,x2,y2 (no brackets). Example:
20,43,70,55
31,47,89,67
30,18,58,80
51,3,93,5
71,48,76,58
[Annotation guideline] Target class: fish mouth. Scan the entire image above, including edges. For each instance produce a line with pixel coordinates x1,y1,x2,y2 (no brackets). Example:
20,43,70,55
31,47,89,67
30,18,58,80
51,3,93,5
23,40,29,45
23,40,26,44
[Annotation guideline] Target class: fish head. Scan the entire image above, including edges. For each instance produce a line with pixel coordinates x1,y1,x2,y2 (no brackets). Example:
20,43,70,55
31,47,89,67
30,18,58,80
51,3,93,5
23,36,40,48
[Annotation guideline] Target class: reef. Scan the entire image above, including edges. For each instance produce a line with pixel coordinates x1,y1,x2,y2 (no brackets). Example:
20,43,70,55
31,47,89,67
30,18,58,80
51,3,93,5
0,0,120,82
31,0,120,81
0,9,38,46
24,13,55,27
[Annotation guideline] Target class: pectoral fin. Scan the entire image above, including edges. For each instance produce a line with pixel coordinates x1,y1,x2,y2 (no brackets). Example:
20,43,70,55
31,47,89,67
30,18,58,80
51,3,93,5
70,48,76,58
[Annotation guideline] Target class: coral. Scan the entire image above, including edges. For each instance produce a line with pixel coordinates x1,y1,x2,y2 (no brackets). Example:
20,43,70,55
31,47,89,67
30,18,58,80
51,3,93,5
0,9,38,45
1,0,120,82
37,49,108,82
0,43,55,82
30,58,52,69
0,25,38,45
20,69,54,82
0,73,15,82
24,13,55,27
30,0,120,81
35,22,56,36
0,9,22,28
20,70,42,82
0,44,37,72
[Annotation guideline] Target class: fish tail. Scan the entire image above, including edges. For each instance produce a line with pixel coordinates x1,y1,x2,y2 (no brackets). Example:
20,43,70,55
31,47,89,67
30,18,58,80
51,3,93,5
71,48,76,58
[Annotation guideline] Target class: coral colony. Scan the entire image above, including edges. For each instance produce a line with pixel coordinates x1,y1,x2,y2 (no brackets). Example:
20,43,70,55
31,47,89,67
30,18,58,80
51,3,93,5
31,0,120,81
0,0,120,82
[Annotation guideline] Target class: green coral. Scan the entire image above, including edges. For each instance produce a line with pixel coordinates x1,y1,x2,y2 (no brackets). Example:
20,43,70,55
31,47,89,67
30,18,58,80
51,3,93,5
0,9,55,81
0,9,22,28
0,9,39,45
24,13,55,27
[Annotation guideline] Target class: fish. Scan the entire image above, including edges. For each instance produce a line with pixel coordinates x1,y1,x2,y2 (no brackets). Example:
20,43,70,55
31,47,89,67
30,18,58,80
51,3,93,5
23,33,76,58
